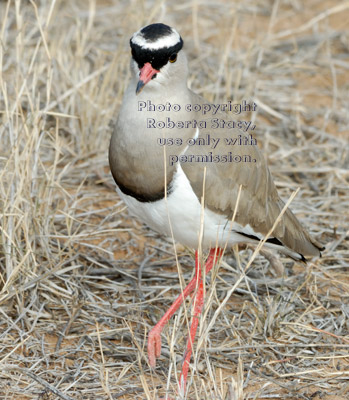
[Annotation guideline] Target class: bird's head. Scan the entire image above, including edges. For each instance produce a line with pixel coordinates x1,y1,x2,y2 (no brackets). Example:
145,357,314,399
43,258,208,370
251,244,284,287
130,23,187,95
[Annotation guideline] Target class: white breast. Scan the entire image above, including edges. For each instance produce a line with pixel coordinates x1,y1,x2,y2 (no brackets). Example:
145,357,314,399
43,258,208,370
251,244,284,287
116,164,251,249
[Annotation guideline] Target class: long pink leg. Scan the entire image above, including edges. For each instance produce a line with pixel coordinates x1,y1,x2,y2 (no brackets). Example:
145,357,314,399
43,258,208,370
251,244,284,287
178,247,222,392
148,251,201,367
179,276,204,392
147,248,223,382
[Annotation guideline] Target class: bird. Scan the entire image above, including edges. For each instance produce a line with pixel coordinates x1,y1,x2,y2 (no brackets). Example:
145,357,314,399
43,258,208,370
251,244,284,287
109,23,323,397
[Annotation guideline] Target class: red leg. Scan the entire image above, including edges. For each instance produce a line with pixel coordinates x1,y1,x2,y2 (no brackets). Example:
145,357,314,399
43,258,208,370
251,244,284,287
179,277,204,393
178,247,222,393
148,251,201,368
147,248,223,381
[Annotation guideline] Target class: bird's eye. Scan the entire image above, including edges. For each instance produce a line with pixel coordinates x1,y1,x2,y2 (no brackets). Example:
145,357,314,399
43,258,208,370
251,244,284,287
169,53,177,63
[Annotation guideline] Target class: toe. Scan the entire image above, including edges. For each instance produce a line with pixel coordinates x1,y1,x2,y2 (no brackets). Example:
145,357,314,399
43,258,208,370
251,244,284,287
148,330,162,368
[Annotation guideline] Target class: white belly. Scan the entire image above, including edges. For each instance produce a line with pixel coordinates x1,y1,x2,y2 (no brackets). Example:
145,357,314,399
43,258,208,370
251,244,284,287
116,165,251,249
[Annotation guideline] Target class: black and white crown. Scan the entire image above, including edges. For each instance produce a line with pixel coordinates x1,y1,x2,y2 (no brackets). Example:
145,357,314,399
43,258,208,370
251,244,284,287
130,23,183,70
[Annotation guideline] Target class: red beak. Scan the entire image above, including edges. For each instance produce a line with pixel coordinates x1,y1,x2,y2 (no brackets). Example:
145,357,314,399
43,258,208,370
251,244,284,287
136,63,160,94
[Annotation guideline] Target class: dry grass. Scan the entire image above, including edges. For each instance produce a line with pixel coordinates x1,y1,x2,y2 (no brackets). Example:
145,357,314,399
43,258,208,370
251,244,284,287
1,0,349,399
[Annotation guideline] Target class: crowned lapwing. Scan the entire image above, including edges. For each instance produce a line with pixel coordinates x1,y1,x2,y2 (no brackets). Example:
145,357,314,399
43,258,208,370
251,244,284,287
109,23,323,397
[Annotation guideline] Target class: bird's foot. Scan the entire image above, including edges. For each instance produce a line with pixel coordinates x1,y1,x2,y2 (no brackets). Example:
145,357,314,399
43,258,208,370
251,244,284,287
148,326,162,368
